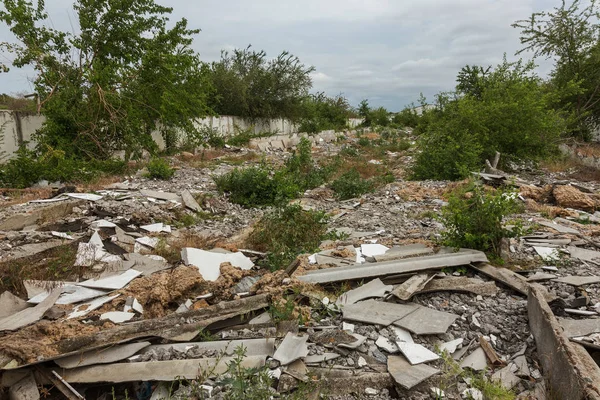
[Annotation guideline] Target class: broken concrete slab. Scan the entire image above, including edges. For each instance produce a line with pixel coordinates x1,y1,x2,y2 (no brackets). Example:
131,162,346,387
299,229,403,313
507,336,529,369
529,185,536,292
471,263,555,301
181,247,254,281
533,246,560,262
77,269,142,290
299,249,488,284
375,336,399,353
28,285,108,305
272,333,309,366
387,355,439,390
552,275,600,287
139,190,181,202
393,306,458,335
335,278,393,306
527,272,557,282
0,201,80,231
0,292,29,319
0,288,61,331
567,246,600,263
304,353,340,364
528,285,600,400
55,356,265,383
342,299,418,326
181,190,202,212
391,274,434,301
558,318,600,338
538,220,580,235
139,338,275,358
67,294,121,320
418,276,498,297
8,372,39,400
123,253,169,276
54,342,151,369
460,347,487,371
140,223,171,233
100,311,135,323
360,243,389,257
396,342,439,365
373,244,434,262
439,338,464,354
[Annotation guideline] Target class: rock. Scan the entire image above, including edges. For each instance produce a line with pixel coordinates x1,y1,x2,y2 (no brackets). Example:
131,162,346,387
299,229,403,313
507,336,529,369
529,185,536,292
553,185,595,212
520,184,551,202
180,151,195,159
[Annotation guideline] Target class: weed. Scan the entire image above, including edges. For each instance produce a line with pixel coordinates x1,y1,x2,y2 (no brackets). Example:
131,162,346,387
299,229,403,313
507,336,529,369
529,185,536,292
330,168,374,200
339,145,359,158
247,205,329,270
196,328,218,342
357,137,370,147
219,345,274,399
438,181,522,257
145,158,175,180
268,297,298,322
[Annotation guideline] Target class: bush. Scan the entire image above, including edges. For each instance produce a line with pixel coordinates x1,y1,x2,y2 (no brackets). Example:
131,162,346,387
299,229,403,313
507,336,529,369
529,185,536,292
438,181,522,257
299,93,352,133
0,147,126,188
392,108,421,128
330,169,374,200
247,205,329,270
214,165,280,207
145,158,175,180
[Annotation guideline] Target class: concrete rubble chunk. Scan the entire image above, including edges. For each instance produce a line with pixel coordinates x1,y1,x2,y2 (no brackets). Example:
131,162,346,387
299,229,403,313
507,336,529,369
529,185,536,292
396,341,439,365
393,306,458,335
140,223,171,233
0,292,29,319
0,288,62,331
138,338,276,358
8,372,39,400
420,276,497,297
391,274,434,301
342,299,419,326
124,253,169,276
54,356,265,383
460,347,487,371
567,246,600,263
181,248,254,281
527,272,557,282
360,243,389,257
338,333,367,349
139,190,181,202
100,311,135,323
533,246,560,262
387,355,440,390
272,333,309,365
135,236,159,249
538,220,579,235
181,190,202,212
335,278,393,306
304,353,340,363
491,365,521,390
439,338,464,354
373,244,434,262
55,342,151,369
552,275,600,287
375,336,399,353
558,318,600,338
78,269,142,290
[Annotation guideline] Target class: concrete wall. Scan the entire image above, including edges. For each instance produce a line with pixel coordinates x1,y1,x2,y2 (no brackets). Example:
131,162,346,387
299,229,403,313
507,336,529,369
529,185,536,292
0,111,363,161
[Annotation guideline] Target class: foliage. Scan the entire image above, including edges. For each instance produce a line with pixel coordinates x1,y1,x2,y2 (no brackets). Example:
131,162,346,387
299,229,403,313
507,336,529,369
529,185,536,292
330,168,374,200
392,107,421,128
299,92,352,133
208,46,314,121
145,158,175,180
0,146,126,188
513,0,600,139
411,58,565,180
0,0,212,159
0,93,37,112
357,99,390,127
247,204,329,270
214,138,331,207
438,182,522,257
358,99,372,126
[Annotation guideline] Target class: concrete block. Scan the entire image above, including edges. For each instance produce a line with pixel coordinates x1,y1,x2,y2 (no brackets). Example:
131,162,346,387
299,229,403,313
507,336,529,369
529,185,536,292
528,285,600,400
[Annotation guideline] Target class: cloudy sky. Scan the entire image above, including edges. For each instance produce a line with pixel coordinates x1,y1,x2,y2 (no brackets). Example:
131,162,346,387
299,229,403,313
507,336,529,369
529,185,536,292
0,0,558,110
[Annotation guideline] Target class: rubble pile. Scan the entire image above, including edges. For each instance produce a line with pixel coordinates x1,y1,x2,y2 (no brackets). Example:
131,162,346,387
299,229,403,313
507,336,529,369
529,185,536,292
1,135,600,399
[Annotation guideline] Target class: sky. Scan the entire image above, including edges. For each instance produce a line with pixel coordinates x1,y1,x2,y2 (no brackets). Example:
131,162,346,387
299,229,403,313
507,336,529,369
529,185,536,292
0,0,558,111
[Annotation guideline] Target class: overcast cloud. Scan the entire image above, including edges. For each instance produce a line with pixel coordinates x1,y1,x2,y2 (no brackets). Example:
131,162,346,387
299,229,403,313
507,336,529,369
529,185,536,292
0,0,557,110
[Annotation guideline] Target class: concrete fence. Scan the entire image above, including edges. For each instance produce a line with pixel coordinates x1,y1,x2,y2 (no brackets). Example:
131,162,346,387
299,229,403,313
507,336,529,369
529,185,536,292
0,111,364,161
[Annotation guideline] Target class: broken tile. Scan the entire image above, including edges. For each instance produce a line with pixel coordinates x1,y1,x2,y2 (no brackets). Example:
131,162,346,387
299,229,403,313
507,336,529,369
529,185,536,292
51,231,74,240
304,353,340,364
376,336,399,353
462,388,483,400
460,347,488,371
91,220,117,229
567,246,600,262
28,285,108,305
140,222,171,233
397,342,439,365
139,338,276,358
114,226,136,245
139,189,180,202
360,243,389,257
564,308,597,316
342,299,418,326
249,312,271,325
55,342,151,369
513,355,531,378
335,278,393,306
419,277,497,296
135,236,159,249
338,333,367,349
8,372,39,400
181,248,254,281
373,244,434,262
439,338,464,354
391,326,414,343
538,220,579,235
124,253,169,276
78,269,142,290
391,274,434,301
526,272,557,282
100,311,135,323
533,246,560,262
552,275,600,287
0,291,29,318
393,306,458,335
0,288,62,331
64,193,103,201
181,190,202,212
273,333,309,365
68,294,121,319
387,355,439,389
491,364,521,390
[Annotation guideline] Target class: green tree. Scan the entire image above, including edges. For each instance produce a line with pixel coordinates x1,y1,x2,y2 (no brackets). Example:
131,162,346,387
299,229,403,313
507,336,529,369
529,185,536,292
513,0,600,139
370,106,390,126
208,46,314,120
0,0,212,159
358,99,371,126
299,92,351,133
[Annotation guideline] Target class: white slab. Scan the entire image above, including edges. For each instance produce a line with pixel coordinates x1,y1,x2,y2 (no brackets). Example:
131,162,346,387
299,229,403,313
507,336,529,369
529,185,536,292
28,285,108,305
439,338,464,354
360,243,389,257
460,347,488,371
376,336,399,353
78,269,142,290
55,342,151,369
0,291,29,318
140,223,171,233
135,236,159,249
181,248,254,281
392,326,414,344
304,353,340,363
91,220,117,229
0,288,62,331
272,333,309,365
68,294,121,319
100,311,135,323
533,246,560,262
397,342,439,365
64,193,103,201
335,278,393,306
51,231,73,240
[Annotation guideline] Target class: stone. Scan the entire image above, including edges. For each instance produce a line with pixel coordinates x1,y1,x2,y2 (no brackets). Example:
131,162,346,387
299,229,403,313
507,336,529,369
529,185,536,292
553,185,596,212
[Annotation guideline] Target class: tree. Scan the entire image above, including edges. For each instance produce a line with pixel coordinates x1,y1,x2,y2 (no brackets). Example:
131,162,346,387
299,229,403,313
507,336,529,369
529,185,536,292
298,92,352,133
456,65,491,99
358,99,371,126
0,0,212,159
207,46,314,120
512,0,600,139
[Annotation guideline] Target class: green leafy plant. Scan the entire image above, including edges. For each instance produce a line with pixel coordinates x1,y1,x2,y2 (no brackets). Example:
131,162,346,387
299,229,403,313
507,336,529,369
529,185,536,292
438,182,522,257
330,169,374,200
247,205,329,270
145,158,175,180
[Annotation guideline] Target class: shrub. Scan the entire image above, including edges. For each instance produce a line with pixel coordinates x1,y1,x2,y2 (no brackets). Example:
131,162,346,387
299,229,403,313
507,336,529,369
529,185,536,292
299,92,352,133
330,169,374,200
438,181,522,257
392,107,421,128
357,137,370,147
145,158,175,180
247,205,329,270
214,165,280,207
